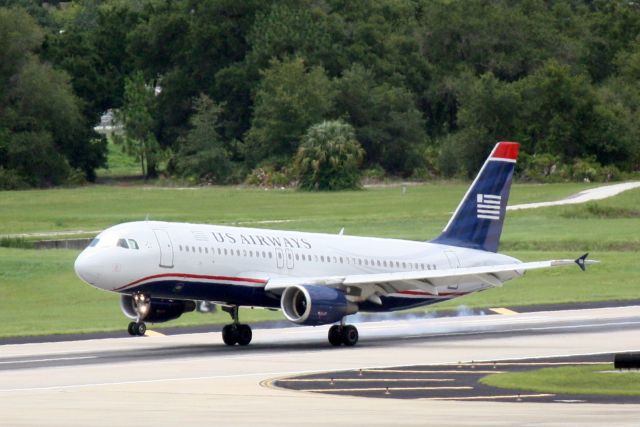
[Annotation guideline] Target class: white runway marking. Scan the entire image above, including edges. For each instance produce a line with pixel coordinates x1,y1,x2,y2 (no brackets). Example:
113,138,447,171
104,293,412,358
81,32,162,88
0,356,98,365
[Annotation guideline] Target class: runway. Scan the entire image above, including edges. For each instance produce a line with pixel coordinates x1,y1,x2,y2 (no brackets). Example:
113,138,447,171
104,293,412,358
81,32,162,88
2,306,640,426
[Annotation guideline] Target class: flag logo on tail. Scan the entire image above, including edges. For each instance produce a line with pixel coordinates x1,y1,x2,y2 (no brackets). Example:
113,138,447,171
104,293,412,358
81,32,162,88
477,194,501,220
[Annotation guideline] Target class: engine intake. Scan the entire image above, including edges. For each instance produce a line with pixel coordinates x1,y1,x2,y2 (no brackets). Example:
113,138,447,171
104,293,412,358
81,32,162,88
280,285,357,326
120,295,196,323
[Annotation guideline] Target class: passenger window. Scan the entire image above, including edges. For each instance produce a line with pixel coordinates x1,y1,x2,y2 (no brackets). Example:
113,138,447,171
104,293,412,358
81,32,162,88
224,249,227,255
269,252,273,259
199,247,202,253
205,247,208,254
295,254,299,261
117,239,129,249
321,256,325,262
236,249,240,256
192,246,195,252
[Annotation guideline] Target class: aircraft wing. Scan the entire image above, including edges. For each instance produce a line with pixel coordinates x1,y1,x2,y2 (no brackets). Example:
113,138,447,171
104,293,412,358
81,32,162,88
264,255,596,297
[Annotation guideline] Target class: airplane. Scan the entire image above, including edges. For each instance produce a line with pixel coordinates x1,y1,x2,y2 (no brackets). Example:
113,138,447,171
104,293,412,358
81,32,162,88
74,141,595,347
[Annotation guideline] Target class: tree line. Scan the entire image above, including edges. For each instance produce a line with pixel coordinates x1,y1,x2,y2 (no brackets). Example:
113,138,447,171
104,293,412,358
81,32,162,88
1,0,639,190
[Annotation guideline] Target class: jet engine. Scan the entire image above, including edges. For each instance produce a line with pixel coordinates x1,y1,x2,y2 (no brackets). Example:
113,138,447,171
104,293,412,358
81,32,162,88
120,295,196,323
280,285,357,326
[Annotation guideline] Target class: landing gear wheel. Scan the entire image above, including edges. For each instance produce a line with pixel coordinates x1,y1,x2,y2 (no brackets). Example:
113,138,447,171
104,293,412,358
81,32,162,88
127,321,146,336
136,322,147,336
237,324,252,346
341,325,359,347
222,324,239,346
328,325,343,346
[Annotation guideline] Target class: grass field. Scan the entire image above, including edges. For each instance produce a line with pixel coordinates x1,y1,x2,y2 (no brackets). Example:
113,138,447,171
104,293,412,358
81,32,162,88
480,364,640,396
94,138,141,178
0,182,639,337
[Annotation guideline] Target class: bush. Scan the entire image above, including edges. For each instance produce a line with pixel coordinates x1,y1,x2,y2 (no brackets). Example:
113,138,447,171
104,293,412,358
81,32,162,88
570,157,621,182
0,167,28,190
294,120,364,191
244,166,292,188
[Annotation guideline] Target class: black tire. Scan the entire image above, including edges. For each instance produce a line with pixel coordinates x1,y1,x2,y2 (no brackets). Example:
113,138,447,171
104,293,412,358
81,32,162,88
222,324,238,346
237,324,252,346
341,325,359,347
127,322,137,336
328,325,343,346
136,322,147,336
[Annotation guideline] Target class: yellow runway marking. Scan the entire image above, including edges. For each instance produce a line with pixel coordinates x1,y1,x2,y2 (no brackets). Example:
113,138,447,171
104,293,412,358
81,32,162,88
306,386,473,393
281,378,455,383
490,307,519,315
144,330,166,337
362,369,506,374
421,393,555,401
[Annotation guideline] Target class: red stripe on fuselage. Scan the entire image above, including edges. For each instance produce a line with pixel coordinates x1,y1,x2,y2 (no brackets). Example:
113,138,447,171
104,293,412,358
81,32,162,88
114,273,267,291
492,141,520,160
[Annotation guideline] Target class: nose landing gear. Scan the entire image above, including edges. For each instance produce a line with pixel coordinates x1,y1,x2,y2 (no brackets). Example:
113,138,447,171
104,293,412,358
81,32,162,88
127,292,150,336
221,305,252,346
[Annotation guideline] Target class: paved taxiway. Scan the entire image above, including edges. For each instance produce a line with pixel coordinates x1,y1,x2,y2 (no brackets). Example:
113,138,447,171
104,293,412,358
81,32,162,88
2,306,640,426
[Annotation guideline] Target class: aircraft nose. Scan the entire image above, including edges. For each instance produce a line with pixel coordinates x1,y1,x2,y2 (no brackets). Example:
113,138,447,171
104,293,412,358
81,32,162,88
74,251,102,285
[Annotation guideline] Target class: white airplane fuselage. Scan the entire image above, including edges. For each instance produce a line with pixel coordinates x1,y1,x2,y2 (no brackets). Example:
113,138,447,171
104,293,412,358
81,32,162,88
75,142,589,346
75,220,520,312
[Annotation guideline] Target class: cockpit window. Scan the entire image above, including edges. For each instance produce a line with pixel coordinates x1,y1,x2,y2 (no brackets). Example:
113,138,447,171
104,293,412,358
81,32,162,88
117,238,129,249
89,238,99,247
128,239,139,250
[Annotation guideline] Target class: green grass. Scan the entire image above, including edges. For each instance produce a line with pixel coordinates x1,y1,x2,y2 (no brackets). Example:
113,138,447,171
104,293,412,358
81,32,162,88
0,247,635,337
1,182,639,337
480,364,640,396
95,137,141,178
0,182,601,238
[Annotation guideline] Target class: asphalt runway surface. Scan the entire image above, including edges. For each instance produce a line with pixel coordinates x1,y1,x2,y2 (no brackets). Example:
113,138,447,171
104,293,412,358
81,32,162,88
2,305,640,426
274,353,638,404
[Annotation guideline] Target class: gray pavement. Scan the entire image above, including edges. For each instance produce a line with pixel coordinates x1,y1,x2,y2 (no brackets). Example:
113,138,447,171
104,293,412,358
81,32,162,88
1,306,640,426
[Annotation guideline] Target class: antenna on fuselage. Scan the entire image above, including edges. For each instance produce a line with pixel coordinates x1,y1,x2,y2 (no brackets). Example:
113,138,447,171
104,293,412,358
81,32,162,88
338,227,345,236
145,214,150,221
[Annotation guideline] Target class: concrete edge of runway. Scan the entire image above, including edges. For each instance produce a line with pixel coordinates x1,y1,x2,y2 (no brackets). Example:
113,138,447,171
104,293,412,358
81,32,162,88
3,298,640,345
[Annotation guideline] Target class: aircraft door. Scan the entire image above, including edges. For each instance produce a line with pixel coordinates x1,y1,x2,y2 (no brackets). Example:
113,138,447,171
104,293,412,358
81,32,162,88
444,250,460,290
153,229,174,268
275,248,285,269
285,248,294,269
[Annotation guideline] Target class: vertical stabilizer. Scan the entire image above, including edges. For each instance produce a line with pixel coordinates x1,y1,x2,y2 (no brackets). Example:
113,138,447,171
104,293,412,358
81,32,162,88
431,141,520,252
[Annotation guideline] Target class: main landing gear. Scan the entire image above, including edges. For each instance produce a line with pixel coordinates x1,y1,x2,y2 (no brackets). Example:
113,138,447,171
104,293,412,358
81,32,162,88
221,305,252,346
127,292,150,336
328,321,359,347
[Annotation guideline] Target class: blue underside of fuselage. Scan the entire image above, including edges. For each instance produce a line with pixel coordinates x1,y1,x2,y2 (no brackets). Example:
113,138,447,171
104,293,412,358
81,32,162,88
121,280,445,313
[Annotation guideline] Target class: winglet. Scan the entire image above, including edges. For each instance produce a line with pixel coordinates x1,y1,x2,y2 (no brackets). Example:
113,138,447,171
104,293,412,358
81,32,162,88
575,253,589,271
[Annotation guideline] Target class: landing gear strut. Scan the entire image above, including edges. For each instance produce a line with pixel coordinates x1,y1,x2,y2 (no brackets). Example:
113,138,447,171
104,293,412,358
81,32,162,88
221,305,252,346
328,321,359,347
127,292,150,336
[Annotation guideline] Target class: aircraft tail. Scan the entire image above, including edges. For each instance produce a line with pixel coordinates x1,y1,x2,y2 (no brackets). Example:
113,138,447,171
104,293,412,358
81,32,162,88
431,141,520,253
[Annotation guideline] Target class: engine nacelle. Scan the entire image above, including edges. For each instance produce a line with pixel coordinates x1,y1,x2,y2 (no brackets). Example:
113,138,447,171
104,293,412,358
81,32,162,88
280,285,357,326
120,295,196,323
